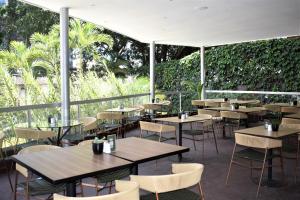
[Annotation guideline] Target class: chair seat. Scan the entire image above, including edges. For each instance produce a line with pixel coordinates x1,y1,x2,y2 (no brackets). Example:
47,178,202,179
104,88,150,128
182,130,204,136
96,168,131,183
142,134,175,142
141,189,201,200
235,148,278,161
17,178,65,196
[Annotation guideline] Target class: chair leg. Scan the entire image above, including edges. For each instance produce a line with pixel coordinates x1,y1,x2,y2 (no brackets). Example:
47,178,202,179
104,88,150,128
212,124,219,154
155,192,160,200
279,148,285,183
198,182,205,200
174,131,178,145
109,181,113,194
295,140,299,183
14,172,18,200
250,160,253,178
80,180,84,197
256,149,267,198
226,143,237,185
202,130,205,160
192,135,197,151
95,179,99,196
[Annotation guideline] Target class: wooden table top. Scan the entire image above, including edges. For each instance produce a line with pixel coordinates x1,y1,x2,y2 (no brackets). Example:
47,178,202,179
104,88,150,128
205,107,266,113
235,126,300,138
106,107,140,112
12,145,132,184
269,103,300,108
193,99,226,103
229,99,258,104
154,115,212,124
285,113,300,119
111,137,189,163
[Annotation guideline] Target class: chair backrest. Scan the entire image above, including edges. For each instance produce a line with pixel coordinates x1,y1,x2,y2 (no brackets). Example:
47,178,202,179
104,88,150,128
16,145,61,177
235,133,282,149
80,117,98,132
15,127,55,143
140,121,162,133
142,104,162,111
281,107,300,114
220,111,247,119
130,163,204,194
263,104,281,112
221,102,231,107
198,109,220,117
97,112,124,121
204,102,220,107
78,139,93,146
54,180,139,200
191,100,205,106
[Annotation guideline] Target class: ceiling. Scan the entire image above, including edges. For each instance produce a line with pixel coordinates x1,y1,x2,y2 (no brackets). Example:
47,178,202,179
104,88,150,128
20,0,300,47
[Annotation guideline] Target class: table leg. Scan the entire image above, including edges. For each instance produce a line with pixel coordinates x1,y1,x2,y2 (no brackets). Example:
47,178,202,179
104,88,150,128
57,127,61,146
178,123,182,161
66,182,76,197
267,149,273,181
132,165,139,175
245,119,249,128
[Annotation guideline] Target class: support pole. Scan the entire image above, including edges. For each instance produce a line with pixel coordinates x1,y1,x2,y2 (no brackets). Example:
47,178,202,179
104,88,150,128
200,46,205,100
150,41,155,102
60,7,70,125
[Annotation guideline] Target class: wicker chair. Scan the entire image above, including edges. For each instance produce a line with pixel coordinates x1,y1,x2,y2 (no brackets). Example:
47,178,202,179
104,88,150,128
131,163,205,200
14,145,66,200
280,118,300,182
14,127,56,150
78,140,131,195
220,111,248,137
97,112,125,138
139,121,177,144
54,180,139,200
204,101,220,108
226,133,283,198
0,131,13,191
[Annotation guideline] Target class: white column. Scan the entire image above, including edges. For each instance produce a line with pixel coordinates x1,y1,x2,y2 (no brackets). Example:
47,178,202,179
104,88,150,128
200,46,206,100
60,7,70,125
150,41,155,102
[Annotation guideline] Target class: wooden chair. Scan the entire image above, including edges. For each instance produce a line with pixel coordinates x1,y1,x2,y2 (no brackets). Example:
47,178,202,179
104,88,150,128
14,127,56,151
182,114,218,158
130,163,205,200
139,121,177,144
54,180,139,200
96,112,125,138
220,111,248,137
78,140,131,195
281,107,300,114
226,133,283,198
280,118,300,182
14,145,66,200
0,131,13,191
204,101,220,108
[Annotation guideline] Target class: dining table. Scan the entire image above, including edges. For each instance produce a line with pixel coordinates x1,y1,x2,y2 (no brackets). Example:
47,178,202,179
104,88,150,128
235,126,300,187
12,137,189,197
285,113,300,120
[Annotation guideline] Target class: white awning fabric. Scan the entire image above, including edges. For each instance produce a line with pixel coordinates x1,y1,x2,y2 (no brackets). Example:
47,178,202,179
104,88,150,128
21,0,300,47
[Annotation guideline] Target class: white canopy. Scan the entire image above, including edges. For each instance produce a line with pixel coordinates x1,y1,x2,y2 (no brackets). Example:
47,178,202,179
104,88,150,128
21,0,300,47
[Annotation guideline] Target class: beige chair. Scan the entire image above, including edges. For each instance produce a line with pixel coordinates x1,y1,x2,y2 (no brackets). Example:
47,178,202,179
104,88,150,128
281,107,300,114
263,104,281,113
226,133,283,198
280,118,300,182
80,117,98,133
221,102,231,107
204,101,220,107
220,111,248,137
0,131,13,191
130,163,204,200
14,127,56,151
14,145,65,200
139,121,177,144
97,112,125,138
191,100,205,107
78,140,131,195
54,180,139,200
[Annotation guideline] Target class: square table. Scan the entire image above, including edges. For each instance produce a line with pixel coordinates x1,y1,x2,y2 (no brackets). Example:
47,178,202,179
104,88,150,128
205,106,266,114
235,126,300,187
12,145,132,197
111,137,189,173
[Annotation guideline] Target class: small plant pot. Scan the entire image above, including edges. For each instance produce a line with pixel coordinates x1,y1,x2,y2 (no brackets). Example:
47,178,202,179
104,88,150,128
271,124,279,132
178,112,182,119
234,104,239,109
92,142,104,154
224,98,228,102
293,101,298,106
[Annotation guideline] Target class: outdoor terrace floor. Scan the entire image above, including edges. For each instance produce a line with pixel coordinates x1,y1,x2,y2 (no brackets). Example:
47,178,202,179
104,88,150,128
1,126,300,200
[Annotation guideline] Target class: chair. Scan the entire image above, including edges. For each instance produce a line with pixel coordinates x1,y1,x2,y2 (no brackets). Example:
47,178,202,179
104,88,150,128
263,104,281,113
0,131,13,191
14,127,56,150
191,100,205,107
156,101,172,117
280,118,300,182
226,133,283,198
78,140,132,195
97,112,125,138
14,145,65,200
281,107,300,114
221,102,231,107
198,109,222,129
182,114,218,158
130,163,205,200
54,180,139,200
220,111,248,137
204,101,220,108
139,121,177,144
142,104,163,119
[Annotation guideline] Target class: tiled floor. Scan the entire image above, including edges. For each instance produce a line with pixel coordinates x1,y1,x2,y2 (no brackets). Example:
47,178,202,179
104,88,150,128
1,126,300,200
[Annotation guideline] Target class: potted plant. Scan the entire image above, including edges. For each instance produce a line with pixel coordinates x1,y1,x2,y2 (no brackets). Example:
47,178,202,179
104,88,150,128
267,112,282,131
234,103,239,110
